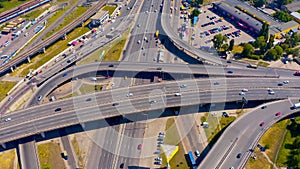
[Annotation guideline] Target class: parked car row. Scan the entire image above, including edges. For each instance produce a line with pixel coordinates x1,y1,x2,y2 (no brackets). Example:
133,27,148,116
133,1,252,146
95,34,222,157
225,30,241,39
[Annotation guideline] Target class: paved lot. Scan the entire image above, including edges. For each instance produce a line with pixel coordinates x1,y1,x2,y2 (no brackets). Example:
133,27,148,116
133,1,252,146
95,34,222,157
192,5,254,48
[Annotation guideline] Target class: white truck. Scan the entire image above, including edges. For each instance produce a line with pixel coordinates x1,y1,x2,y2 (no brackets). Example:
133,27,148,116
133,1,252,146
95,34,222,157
293,103,300,109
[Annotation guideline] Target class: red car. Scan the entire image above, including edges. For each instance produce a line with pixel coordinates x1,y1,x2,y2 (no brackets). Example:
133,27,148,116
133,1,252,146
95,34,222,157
275,112,281,116
260,122,265,127
295,71,300,76
105,75,111,79
137,144,142,150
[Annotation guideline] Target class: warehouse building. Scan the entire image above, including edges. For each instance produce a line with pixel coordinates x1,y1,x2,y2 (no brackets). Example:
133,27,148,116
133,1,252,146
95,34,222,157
89,10,109,28
212,1,299,39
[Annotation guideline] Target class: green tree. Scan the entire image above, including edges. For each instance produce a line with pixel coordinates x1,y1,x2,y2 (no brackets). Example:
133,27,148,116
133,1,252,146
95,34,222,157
242,43,254,57
229,39,234,51
267,34,274,49
293,48,299,57
222,44,229,51
191,8,200,17
254,36,267,53
280,43,289,51
259,23,269,40
286,48,293,55
273,11,292,22
213,34,227,49
266,48,278,60
254,0,265,7
274,45,283,57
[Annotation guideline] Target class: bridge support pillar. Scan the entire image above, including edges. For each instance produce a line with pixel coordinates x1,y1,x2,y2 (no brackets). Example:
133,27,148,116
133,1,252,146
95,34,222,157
42,47,46,53
1,143,6,149
81,22,84,27
40,132,45,138
62,33,67,40
81,123,85,129
10,66,14,72
27,56,31,63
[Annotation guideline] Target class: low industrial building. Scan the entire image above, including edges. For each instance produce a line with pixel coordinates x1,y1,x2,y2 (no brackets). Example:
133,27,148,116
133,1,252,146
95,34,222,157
212,1,300,39
291,12,300,23
88,10,109,29
282,1,300,13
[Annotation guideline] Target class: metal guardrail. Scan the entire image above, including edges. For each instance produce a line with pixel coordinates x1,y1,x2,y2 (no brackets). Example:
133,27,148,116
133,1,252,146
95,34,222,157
215,138,238,169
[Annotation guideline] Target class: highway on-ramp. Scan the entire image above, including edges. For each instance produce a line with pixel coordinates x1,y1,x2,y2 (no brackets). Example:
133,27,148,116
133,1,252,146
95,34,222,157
199,98,300,169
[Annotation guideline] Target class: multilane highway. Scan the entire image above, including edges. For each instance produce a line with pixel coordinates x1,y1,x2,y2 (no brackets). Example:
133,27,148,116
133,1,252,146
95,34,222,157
0,0,106,75
1,76,300,144
26,61,285,106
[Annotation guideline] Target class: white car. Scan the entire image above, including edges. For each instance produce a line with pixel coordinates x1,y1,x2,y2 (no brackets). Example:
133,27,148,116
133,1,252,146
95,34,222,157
175,93,182,96
283,80,289,84
126,93,133,97
137,40,141,44
268,90,275,95
155,157,162,161
242,89,248,92
5,118,11,122
239,92,245,96
180,84,187,88
149,100,157,104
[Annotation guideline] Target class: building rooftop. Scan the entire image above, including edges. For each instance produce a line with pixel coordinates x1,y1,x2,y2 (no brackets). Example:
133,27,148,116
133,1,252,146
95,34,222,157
291,12,300,20
214,2,262,31
269,20,299,34
283,1,300,12
91,10,108,20
225,0,279,25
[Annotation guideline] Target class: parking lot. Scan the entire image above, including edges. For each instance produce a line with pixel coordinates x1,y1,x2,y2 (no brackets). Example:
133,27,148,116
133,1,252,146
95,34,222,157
192,5,254,48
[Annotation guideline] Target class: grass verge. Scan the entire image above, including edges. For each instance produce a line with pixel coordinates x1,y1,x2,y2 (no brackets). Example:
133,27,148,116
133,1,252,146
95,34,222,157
276,117,300,168
164,118,189,168
79,28,130,64
38,141,65,169
10,23,90,77
204,114,236,143
0,150,15,169
0,81,17,102
22,8,46,20
79,83,102,94
45,6,90,39
246,148,272,169
102,5,117,15
72,137,84,168
0,0,30,13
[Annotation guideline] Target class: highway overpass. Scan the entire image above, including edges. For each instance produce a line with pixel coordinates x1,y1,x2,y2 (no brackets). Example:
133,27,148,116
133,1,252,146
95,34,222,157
1,76,300,144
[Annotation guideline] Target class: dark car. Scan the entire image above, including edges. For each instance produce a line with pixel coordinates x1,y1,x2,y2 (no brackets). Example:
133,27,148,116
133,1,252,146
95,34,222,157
86,98,92,101
227,60,232,63
109,64,114,67
222,112,229,117
112,103,119,106
120,163,124,168
237,153,242,158
227,70,233,73
55,108,62,112
261,105,267,109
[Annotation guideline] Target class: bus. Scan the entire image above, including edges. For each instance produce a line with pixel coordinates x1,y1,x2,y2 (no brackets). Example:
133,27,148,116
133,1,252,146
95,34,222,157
155,30,159,39
187,151,196,169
